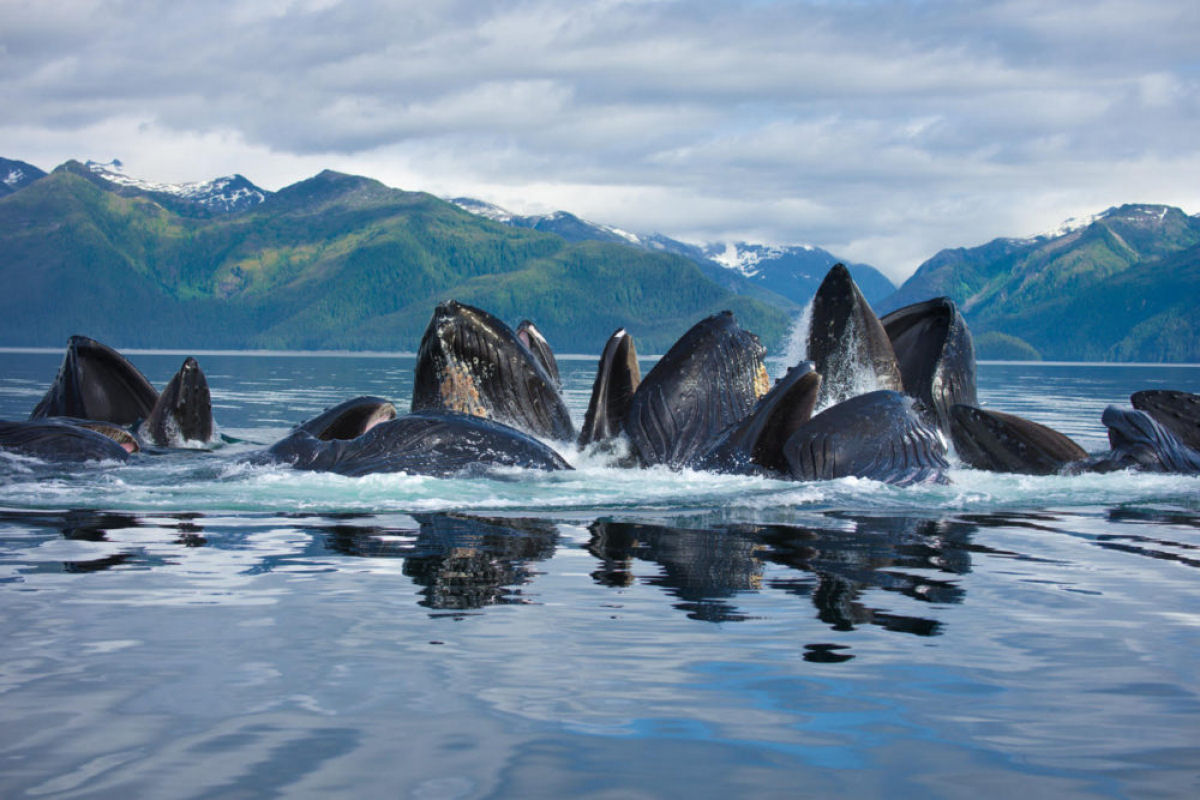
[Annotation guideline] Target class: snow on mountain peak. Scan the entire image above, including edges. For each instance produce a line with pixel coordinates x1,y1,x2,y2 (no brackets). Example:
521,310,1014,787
84,160,267,212
1024,211,1105,242
707,242,796,277
1024,204,1178,242
450,197,645,245
449,197,516,223
1101,203,1176,226
605,225,642,245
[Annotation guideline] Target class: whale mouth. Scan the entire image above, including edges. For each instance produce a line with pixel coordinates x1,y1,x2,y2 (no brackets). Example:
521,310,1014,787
1102,406,1157,450
75,422,142,454
414,300,575,442
359,407,395,436
169,361,214,443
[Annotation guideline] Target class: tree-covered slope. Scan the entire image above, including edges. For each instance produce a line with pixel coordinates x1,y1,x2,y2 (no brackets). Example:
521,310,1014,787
0,163,792,354
878,205,1200,361
449,197,896,309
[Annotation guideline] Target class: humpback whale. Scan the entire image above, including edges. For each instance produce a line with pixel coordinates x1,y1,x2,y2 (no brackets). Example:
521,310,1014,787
516,320,561,388
1081,406,1200,474
578,328,641,448
808,264,904,410
139,357,214,447
296,396,398,441
697,362,822,475
624,311,769,468
783,390,949,485
261,410,572,477
882,297,977,435
948,404,1087,475
412,301,574,442
1130,390,1200,452
0,419,134,463
30,335,158,425
950,399,1200,476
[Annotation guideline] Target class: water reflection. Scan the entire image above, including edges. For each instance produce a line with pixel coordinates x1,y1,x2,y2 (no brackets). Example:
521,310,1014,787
588,521,767,622
1084,507,1200,568
59,510,142,542
1107,506,1200,530
320,514,559,613
589,515,976,632
0,509,179,574
5,506,1199,631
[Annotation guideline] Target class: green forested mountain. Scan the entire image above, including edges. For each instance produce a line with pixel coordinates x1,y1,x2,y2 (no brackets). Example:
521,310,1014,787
0,162,792,354
9,158,1197,361
449,197,894,309
878,205,1200,361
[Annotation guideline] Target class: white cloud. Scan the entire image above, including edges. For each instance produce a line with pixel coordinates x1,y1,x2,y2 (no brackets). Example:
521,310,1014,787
1,0,1198,281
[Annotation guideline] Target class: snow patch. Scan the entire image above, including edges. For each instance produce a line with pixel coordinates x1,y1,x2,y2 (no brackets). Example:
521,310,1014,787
449,197,515,223
1028,212,1105,241
451,197,645,245
707,242,790,277
1025,204,1176,242
604,225,642,245
84,160,266,211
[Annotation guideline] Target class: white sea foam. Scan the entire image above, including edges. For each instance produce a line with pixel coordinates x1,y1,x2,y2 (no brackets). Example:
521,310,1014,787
3,354,1199,525
3,441,1197,522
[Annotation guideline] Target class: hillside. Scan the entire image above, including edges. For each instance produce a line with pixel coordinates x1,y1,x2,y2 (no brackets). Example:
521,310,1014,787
878,205,1200,361
0,162,792,354
449,198,895,308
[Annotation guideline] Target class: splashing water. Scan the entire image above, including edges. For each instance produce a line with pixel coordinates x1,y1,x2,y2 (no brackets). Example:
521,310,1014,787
769,301,889,411
771,300,812,379
813,314,898,411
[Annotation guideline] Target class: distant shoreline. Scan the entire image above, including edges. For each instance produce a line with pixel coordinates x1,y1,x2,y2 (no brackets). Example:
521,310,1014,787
2,347,1199,368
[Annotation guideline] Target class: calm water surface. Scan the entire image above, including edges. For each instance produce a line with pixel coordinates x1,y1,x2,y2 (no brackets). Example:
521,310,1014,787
2,350,1199,799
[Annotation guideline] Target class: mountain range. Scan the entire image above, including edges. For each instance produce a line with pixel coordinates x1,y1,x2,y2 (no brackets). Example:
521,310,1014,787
877,204,1200,361
79,159,268,215
0,160,796,354
448,197,896,308
2,156,1197,361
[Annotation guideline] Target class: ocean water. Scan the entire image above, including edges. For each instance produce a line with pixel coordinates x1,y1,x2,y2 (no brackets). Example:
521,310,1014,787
1,349,1199,799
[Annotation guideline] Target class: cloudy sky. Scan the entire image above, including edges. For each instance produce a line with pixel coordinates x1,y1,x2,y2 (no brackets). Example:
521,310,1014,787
3,0,1198,282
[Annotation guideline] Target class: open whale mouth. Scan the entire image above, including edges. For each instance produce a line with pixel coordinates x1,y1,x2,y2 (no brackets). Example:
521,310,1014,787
31,335,159,424
171,358,214,442
74,421,141,453
1098,405,1200,474
1102,406,1159,451
140,356,215,446
356,408,394,437
414,300,575,442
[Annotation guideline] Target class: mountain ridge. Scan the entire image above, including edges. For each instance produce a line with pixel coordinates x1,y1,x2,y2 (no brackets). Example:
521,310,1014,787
447,197,896,308
4,156,1198,361
0,161,792,354
879,203,1200,361
81,159,270,214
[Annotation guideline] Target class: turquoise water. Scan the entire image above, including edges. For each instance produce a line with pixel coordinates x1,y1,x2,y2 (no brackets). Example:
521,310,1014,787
2,351,1199,798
